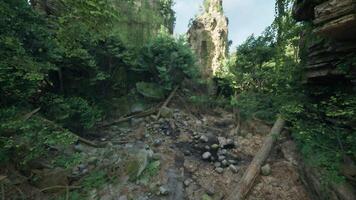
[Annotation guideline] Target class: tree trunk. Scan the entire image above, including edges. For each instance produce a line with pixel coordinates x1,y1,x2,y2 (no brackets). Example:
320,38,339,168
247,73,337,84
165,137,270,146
226,117,286,200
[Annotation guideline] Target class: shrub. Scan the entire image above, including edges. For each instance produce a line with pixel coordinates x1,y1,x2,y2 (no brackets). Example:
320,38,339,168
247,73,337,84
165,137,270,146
0,107,77,166
0,0,55,105
40,94,102,133
137,33,198,93
282,93,356,183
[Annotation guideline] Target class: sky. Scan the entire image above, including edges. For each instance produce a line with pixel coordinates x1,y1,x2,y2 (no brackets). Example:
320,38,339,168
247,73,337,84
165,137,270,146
174,0,276,49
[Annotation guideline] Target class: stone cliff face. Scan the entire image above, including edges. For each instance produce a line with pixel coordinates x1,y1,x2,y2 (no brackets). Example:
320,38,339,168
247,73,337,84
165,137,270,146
293,1,356,199
112,0,175,47
30,0,174,47
187,0,229,79
293,0,356,88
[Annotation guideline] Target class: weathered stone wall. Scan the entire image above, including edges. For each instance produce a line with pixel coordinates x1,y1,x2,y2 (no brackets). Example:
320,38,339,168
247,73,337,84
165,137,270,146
30,0,174,47
187,0,229,79
293,1,356,199
112,0,175,47
293,0,356,88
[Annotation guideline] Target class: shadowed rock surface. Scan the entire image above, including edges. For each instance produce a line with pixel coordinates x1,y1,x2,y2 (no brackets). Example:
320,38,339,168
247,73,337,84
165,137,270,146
293,0,356,88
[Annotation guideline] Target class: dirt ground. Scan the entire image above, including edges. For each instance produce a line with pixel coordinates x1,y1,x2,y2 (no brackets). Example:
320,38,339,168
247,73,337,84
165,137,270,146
107,106,312,200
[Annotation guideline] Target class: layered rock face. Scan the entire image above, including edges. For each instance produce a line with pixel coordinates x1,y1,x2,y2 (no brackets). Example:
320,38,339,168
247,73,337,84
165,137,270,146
187,0,229,79
293,1,356,199
293,0,356,88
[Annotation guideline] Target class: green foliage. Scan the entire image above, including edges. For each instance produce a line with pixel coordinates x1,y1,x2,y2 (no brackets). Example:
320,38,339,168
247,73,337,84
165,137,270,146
189,95,230,110
159,0,176,33
231,29,277,92
0,0,54,105
137,33,198,91
40,94,102,132
223,0,355,184
53,2,135,101
231,24,300,94
337,53,356,73
53,153,83,169
110,0,175,46
282,92,356,183
233,93,276,122
0,107,77,165
81,170,109,190
136,82,165,100
138,161,161,185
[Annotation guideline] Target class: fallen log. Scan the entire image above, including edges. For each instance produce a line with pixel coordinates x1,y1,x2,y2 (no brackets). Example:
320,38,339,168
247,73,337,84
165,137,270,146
98,106,159,128
226,117,286,200
39,185,81,193
155,85,179,120
23,107,41,121
41,117,104,148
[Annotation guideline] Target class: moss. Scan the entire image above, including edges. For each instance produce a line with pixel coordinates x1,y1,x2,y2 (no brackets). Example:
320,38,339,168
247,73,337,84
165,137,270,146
111,0,174,47
125,159,141,181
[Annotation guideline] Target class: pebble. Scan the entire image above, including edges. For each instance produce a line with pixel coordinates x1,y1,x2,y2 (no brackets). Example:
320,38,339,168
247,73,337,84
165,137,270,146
228,160,237,164
229,165,239,173
78,164,87,171
184,178,193,187
215,167,224,174
131,118,144,126
82,168,89,174
226,139,235,147
152,153,161,160
218,155,226,161
221,160,228,166
200,135,209,143
261,164,271,176
159,186,169,195
214,162,221,168
205,145,210,150
88,157,98,165
183,150,192,156
119,196,128,200
202,152,212,160
211,144,219,150
74,144,84,152
153,139,162,146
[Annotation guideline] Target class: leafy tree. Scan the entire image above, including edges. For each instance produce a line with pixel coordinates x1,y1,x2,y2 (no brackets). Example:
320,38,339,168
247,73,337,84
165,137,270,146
137,34,198,92
0,0,55,106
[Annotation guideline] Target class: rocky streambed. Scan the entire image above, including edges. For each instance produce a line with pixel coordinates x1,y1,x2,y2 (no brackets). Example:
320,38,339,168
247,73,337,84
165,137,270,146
3,106,311,200
84,107,311,200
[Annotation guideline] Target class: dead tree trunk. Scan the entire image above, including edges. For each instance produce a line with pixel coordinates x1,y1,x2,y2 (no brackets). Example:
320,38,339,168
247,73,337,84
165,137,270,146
227,117,286,200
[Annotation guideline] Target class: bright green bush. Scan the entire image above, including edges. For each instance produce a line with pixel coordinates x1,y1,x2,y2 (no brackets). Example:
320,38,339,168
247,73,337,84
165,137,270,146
137,34,198,92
